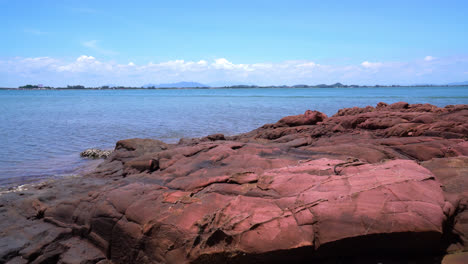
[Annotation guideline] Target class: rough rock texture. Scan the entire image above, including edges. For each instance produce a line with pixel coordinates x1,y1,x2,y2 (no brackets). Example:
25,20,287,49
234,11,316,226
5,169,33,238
80,148,113,159
1,102,467,263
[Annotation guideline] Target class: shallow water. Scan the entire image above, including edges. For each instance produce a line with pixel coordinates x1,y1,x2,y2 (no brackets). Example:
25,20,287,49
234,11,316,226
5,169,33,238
0,87,467,185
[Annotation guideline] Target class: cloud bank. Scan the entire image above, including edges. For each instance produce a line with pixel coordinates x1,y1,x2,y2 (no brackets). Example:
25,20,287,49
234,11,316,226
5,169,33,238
0,55,467,87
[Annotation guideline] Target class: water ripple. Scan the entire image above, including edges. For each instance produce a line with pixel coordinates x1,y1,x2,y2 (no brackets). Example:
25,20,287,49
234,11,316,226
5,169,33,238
0,87,467,184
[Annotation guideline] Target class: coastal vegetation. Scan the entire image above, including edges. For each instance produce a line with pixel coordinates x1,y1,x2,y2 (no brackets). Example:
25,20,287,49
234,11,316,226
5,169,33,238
12,82,468,90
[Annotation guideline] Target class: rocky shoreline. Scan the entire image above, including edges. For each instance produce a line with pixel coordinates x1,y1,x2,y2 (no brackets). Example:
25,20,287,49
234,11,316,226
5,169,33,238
1,102,467,264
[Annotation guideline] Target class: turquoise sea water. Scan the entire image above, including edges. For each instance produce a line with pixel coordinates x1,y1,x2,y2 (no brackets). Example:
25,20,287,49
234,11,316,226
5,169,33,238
0,87,467,186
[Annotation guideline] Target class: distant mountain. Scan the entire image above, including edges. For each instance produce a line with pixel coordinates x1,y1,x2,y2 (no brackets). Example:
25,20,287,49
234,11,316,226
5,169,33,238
142,82,209,88
447,81,468,85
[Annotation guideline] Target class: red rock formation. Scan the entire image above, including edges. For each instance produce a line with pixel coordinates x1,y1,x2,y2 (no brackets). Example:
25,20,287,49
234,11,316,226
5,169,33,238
0,102,467,263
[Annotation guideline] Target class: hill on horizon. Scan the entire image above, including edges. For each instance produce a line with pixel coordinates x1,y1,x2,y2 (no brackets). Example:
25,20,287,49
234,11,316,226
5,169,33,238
142,82,209,88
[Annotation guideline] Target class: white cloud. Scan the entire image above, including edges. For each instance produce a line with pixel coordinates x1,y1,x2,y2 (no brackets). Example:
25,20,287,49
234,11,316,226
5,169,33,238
296,62,317,68
361,61,383,68
212,58,234,69
1,57,59,74
76,55,96,62
1,55,468,87
424,56,436,61
212,58,252,71
21,57,58,65
57,55,104,72
251,63,273,69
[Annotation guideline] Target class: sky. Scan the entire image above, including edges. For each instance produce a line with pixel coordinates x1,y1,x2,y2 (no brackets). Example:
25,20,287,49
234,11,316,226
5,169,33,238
1,0,468,87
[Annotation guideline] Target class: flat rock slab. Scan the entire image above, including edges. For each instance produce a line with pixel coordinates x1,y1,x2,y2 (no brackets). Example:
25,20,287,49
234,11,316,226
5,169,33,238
31,159,450,263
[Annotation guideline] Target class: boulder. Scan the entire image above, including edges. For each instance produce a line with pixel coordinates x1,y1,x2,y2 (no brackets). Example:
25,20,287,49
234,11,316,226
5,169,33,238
275,110,327,127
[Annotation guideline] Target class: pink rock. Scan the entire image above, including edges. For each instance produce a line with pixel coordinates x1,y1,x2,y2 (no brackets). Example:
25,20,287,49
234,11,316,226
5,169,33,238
1,102,467,263
276,110,327,127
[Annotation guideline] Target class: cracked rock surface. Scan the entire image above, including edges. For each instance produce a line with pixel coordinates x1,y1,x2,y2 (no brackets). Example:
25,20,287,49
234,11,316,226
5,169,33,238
1,102,467,263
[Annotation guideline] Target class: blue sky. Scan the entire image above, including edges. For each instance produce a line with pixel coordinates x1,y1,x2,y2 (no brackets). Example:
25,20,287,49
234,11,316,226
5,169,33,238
1,0,467,86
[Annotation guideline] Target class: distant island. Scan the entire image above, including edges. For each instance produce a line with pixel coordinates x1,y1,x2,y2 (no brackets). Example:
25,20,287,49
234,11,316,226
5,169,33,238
5,81,468,90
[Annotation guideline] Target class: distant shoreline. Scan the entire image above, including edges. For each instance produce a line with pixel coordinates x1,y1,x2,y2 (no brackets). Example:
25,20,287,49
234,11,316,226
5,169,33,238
2,85,468,90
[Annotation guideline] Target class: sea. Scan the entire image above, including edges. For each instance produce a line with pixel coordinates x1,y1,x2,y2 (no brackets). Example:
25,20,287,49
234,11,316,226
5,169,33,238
0,86,467,188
